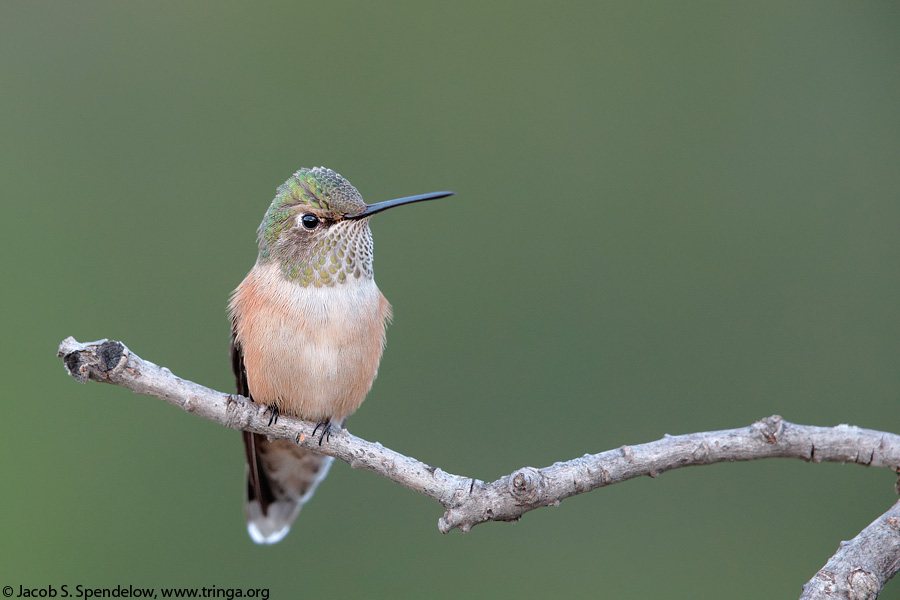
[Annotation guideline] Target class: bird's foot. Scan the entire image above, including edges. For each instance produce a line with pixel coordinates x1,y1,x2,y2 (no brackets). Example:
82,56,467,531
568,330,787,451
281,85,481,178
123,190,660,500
263,404,280,427
312,420,334,445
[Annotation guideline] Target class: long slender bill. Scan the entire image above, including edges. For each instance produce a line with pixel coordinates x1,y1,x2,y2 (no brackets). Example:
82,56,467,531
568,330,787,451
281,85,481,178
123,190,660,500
345,191,455,220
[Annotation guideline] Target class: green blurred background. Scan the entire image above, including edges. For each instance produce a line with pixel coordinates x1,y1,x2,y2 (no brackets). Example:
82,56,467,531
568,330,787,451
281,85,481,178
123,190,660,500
3,0,899,597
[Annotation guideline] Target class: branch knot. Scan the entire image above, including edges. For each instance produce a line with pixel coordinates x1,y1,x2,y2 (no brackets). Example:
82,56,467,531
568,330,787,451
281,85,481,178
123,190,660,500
508,467,545,505
758,414,785,444
847,568,878,600
59,337,128,383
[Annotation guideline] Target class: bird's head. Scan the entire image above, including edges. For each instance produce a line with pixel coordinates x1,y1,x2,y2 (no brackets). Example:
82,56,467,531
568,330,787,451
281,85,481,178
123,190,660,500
257,167,452,287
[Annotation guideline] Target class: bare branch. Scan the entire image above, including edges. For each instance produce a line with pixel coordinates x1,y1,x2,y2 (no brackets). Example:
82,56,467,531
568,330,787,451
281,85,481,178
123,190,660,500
57,337,900,597
801,499,900,599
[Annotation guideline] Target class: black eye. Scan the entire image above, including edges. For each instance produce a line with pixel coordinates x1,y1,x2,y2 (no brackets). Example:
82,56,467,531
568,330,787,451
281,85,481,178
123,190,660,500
301,214,319,229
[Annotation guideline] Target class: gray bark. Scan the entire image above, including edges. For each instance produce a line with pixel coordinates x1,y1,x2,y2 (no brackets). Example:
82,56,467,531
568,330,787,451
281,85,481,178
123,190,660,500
57,337,900,598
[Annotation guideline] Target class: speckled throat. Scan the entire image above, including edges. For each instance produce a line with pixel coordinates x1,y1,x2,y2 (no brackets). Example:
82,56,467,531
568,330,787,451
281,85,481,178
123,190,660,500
274,219,374,287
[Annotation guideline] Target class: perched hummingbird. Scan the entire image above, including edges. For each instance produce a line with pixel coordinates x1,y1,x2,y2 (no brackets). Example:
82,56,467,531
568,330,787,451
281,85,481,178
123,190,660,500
229,167,453,544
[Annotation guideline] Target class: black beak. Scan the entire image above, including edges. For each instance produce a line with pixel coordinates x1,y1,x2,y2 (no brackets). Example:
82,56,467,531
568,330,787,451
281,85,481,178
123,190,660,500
344,191,455,220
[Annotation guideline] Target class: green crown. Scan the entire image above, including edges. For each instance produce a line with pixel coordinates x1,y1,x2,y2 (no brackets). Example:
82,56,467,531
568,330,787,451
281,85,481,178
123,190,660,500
260,167,366,249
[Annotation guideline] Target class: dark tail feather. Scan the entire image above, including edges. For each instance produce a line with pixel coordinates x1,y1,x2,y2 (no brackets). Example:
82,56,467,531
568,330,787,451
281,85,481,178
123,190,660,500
243,432,334,544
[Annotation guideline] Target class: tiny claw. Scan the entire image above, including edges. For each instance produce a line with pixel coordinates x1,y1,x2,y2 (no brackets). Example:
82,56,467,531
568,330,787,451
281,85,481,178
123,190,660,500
312,420,333,445
263,405,280,427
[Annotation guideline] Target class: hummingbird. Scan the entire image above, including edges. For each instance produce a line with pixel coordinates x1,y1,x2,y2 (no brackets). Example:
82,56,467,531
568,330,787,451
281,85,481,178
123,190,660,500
229,167,453,544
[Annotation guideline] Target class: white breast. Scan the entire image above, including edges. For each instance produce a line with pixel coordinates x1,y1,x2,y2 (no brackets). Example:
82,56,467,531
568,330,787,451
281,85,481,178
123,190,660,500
231,263,392,422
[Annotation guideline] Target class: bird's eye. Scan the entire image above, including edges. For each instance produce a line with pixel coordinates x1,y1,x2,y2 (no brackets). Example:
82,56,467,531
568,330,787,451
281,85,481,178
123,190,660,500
300,214,319,229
